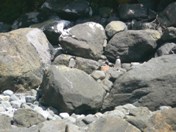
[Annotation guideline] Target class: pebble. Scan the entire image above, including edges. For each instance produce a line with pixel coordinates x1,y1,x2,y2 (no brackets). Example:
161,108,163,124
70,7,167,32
59,112,70,119
3,90,14,96
91,70,106,80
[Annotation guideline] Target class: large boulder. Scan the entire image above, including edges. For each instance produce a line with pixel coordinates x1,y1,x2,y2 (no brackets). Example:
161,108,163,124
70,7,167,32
158,2,176,27
103,55,176,111
105,30,160,63
59,22,106,60
40,65,105,114
0,28,52,92
87,115,141,132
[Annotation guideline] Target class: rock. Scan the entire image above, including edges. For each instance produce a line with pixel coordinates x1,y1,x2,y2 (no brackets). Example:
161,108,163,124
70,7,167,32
103,55,176,111
155,42,176,57
12,12,47,29
118,4,148,20
91,70,106,80
41,0,92,20
105,21,127,38
59,113,70,119
98,7,113,18
25,96,36,103
59,22,106,60
161,27,176,42
105,30,160,63
87,115,141,132
0,115,12,129
13,108,46,127
0,22,11,32
38,119,82,132
10,101,22,109
3,90,14,96
40,65,105,114
126,107,152,131
82,114,97,124
53,54,100,74
0,126,39,132
0,28,52,91
158,2,176,27
31,18,72,45
145,108,176,131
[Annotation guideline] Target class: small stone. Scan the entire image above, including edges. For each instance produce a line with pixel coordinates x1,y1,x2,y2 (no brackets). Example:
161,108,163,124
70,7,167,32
3,90,14,96
0,95,10,101
160,106,172,110
1,101,12,110
25,96,36,103
82,114,96,124
101,65,110,72
59,112,70,119
10,101,22,109
91,70,106,80
95,112,103,118
10,94,19,101
33,106,50,119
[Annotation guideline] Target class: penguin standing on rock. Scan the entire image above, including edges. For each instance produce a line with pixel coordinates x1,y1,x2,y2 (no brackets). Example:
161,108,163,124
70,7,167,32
68,56,76,68
114,56,121,70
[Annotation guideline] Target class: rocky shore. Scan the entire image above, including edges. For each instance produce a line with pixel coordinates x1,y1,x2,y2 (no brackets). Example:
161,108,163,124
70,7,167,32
1,0,176,131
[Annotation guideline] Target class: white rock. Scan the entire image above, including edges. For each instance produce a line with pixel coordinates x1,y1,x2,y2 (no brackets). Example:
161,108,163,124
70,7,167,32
10,94,19,101
0,95,10,101
25,96,36,103
33,106,50,119
3,90,14,96
159,106,172,110
91,70,106,80
1,101,12,110
10,101,22,109
59,112,70,119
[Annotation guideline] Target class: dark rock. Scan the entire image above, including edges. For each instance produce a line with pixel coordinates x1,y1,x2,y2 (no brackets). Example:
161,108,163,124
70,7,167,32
0,115,12,129
145,108,176,131
41,0,92,20
87,115,141,132
161,27,176,42
0,28,52,92
155,43,176,57
105,30,160,63
53,54,100,74
103,55,176,111
0,22,11,32
12,12,47,29
118,4,148,20
59,22,106,60
13,108,46,127
40,65,105,114
157,0,175,11
158,2,176,27
31,17,72,45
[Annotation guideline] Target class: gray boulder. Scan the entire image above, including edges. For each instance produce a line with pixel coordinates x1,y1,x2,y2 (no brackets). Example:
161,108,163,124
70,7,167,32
13,108,46,127
155,42,176,57
0,22,11,32
59,22,106,60
161,27,176,42
0,28,52,92
158,2,176,27
40,65,105,114
103,55,176,111
87,115,141,132
105,30,160,63
118,4,148,20
53,54,100,74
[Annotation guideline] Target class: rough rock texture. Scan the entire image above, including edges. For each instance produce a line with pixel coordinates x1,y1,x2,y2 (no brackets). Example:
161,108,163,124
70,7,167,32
40,65,105,114
158,2,176,27
0,115,12,129
105,21,127,38
59,22,106,60
0,28,52,92
145,108,176,131
105,30,160,63
13,108,46,127
161,27,176,42
87,115,141,132
103,55,176,111
155,43,176,57
53,54,100,74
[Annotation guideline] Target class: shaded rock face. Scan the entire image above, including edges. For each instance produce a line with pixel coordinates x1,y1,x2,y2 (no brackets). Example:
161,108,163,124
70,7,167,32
158,2,176,27
0,28,52,92
59,22,106,60
105,30,159,63
87,115,141,132
40,65,105,114
41,0,91,20
103,55,176,111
